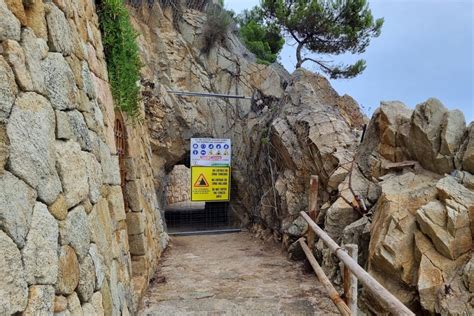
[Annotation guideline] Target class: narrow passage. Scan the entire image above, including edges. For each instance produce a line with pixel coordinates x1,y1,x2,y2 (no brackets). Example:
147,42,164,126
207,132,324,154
139,232,338,315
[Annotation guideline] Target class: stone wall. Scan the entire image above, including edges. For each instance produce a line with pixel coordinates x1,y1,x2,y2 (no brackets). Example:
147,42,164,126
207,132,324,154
0,0,166,314
165,165,191,205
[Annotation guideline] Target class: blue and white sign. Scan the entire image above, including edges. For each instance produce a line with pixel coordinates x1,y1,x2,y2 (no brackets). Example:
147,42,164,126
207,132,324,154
190,138,231,167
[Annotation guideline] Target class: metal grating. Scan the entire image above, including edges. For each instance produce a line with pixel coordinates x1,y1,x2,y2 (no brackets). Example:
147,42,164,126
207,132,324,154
114,113,129,212
165,201,237,234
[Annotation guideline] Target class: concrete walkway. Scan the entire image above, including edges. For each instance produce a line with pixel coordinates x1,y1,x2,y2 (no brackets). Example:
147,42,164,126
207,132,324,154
138,232,338,315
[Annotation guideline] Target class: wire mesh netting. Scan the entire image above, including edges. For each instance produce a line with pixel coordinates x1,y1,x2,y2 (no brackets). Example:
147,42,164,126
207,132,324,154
165,201,237,234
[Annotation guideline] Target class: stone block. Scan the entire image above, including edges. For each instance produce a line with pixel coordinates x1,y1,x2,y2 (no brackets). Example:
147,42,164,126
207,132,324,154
20,28,48,94
2,40,32,92
55,110,74,140
77,254,96,302
0,0,21,41
22,202,59,285
24,0,47,40
7,92,61,204
55,140,89,208
0,171,36,248
0,231,28,315
125,180,144,212
48,193,68,220
66,292,82,315
108,185,127,226
42,52,77,110
56,245,79,295
54,295,68,313
23,285,55,315
45,2,73,54
128,233,146,256
126,211,146,235
59,205,90,260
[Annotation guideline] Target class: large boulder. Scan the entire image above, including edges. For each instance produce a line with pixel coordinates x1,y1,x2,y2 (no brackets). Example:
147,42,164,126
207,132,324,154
459,122,474,174
408,99,466,174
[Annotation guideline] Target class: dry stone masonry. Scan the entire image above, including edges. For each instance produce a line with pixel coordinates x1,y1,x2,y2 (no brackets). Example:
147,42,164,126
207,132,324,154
0,0,167,314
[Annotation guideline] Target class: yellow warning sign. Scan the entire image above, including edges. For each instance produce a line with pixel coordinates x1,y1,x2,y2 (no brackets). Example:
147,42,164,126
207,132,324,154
191,166,230,202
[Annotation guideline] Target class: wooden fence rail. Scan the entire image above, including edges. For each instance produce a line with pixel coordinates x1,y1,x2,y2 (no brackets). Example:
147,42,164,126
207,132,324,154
299,175,414,316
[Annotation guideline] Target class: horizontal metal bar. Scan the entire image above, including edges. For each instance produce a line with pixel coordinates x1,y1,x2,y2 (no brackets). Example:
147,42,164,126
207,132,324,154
300,211,415,316
167,228,242,236
167,90,252,99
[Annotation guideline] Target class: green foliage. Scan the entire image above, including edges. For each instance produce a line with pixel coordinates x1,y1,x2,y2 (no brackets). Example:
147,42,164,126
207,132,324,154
98,0,142,119
201,4,233,54
236,7,284,64
261,0,384,78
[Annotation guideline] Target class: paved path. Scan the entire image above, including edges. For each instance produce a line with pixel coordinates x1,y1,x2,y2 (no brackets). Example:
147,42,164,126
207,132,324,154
139,232,338,315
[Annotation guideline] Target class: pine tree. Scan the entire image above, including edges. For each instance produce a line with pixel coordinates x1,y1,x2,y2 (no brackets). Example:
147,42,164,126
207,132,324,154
261,0,384,78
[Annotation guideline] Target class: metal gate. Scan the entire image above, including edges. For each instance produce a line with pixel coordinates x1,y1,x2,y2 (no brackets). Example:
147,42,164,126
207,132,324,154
165,202,238,235
114,112,128,211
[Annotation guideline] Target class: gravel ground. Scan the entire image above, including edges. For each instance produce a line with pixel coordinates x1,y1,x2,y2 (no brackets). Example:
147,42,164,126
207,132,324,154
138,232,338,315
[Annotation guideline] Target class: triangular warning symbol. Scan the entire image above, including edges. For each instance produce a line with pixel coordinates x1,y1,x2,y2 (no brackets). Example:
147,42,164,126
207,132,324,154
194,174,209,187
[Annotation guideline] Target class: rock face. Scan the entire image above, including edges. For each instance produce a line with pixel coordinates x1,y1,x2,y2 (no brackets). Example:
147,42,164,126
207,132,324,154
355,100,474,314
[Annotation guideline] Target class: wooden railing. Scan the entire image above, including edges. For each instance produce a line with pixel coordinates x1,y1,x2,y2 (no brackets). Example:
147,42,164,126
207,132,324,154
300,176,415,316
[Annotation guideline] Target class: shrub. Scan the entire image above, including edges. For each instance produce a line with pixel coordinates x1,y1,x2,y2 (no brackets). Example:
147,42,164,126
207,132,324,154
97,0,142,119
201,4,233,55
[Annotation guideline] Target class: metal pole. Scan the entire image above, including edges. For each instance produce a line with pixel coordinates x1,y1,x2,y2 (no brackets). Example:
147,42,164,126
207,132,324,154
300,211,415,316
298,238,352,316
167,90,252,99
343,244,358,315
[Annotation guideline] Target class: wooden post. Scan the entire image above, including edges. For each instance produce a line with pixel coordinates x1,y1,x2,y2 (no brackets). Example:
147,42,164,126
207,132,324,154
298,238,352,316
307,175,319,251
343,244,358,315
300,211,415,316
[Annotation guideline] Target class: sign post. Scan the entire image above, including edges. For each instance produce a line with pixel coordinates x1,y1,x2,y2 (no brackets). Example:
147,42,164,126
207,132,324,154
190,138,231,202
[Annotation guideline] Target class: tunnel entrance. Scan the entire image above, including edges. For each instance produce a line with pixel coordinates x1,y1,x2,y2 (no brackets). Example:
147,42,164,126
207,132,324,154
164,164,238,235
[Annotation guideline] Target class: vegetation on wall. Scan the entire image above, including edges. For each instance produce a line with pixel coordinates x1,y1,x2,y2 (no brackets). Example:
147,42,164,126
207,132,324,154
201,3,233,55
260,0,384,78
97,0,142,118
237,7,284,65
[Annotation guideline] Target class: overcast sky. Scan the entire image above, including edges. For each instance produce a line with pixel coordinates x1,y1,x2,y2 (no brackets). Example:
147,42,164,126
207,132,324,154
226,0,474,123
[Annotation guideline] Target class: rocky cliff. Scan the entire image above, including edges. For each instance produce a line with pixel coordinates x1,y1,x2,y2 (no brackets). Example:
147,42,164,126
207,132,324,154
128,2,473,315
